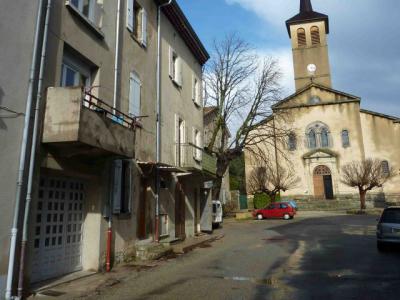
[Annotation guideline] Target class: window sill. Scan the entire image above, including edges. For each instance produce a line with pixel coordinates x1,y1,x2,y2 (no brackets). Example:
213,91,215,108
128,30,147,49
193,100,202,108
65,1,105,39
170,77,182,89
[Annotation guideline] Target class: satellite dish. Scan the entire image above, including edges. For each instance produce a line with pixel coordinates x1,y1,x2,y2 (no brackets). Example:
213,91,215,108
307,63,317,75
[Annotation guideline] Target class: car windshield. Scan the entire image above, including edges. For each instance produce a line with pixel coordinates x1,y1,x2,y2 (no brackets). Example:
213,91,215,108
381,209,400,224
212,204,217,213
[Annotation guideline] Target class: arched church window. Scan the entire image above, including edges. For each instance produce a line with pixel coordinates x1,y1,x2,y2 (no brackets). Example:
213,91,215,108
288,133,297,151
297,28,307,47
309,96,321,105
308,129,317,149
321,128,330,148
381,160,390,176
311,26,320,45
341,130,350,148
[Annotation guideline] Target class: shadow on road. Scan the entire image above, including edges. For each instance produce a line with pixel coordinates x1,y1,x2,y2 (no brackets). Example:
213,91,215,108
253,215,400,300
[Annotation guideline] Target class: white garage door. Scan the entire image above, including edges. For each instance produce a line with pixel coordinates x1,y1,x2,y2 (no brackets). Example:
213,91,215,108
31,176,84,283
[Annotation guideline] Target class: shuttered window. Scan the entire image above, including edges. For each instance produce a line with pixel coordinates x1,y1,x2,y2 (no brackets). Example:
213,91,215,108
141,9,147,46
297,28,306,47
311,26,321,45
129,72,141,117
126,0,134,32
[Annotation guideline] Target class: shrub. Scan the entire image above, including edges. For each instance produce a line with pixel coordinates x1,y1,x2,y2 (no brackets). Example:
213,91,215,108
253,193,281,209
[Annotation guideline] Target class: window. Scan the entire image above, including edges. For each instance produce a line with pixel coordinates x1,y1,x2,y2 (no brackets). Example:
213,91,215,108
70,0,95,21
381,161,390,176
341,130,350,148
321,128,329,148
192,76,200,106
159,214,169,237
111,160,132,215
309,96,321,105
129,72,141,117
288,133,297,151
60,51,92,88
126,0,147,46
297,28,306,47
175,116,186,166
169,47,182,86
193,128,202,161
308,129,317,149
311,26,320,45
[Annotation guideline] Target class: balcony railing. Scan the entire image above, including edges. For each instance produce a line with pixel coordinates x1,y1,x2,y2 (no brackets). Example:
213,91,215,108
175,143,217,175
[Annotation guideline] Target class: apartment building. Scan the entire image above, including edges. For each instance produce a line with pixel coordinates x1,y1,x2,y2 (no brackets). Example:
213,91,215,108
0,0,211,298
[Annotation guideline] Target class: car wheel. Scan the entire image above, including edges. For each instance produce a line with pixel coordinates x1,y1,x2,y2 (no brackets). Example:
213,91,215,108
377,241,386,252
257,214,263,220
283,214,290,220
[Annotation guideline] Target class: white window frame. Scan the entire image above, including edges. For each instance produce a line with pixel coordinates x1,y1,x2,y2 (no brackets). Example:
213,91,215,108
169,47,182,86
193,128,202,162
192,76,201,106
129,71,141,117
69,0,95,22
60,52,91,88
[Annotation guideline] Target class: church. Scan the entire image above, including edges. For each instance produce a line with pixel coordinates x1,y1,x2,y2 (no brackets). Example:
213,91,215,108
245,0,400,205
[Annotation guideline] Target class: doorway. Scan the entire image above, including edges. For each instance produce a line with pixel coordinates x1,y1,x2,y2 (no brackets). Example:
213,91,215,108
175,182,186,239
313,165,334,200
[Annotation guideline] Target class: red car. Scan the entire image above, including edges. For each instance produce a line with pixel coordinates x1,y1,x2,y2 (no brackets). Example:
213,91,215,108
252,202,296,220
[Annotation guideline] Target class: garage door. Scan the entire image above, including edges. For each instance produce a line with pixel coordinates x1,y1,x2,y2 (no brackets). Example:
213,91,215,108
31,176,84,282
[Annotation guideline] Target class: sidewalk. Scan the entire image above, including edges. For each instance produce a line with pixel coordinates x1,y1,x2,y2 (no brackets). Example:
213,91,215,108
29,232,224,299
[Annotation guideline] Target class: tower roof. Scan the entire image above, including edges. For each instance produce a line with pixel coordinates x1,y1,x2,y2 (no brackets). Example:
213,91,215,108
286,0,329,37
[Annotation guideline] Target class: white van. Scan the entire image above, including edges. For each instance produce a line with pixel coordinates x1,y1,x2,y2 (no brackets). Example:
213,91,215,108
212,200,223,228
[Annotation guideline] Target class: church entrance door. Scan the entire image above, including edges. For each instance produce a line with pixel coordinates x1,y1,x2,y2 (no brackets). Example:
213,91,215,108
313,165,334,200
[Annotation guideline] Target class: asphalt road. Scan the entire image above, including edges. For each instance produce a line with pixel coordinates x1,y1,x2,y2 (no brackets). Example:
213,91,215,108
88,212,400,300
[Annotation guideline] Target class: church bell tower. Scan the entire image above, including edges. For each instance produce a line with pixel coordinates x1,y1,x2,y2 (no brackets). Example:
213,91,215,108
286,0,332,91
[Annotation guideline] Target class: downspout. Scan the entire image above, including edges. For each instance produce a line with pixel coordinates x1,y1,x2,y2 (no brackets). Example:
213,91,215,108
155,0,172,242
113,0,122,110
16,1,52,298
5,0,45,299
106,0,122,273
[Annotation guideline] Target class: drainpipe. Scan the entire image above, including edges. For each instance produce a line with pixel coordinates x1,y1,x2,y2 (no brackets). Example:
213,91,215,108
5,1,45,299
113,0,122,111
155,0,172,242
106,0,122,272
16,1,52,298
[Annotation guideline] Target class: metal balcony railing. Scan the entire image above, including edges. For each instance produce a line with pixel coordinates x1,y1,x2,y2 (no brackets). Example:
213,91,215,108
83,89,145,130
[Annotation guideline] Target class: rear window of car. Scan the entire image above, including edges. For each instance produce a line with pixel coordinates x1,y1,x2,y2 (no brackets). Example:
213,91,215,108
381,209,400,223
212,204,217,213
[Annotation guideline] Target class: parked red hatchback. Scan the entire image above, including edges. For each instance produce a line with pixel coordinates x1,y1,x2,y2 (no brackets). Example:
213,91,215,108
252,202,296,220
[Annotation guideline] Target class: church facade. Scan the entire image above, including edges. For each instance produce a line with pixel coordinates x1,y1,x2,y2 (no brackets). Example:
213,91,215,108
244,0,400,204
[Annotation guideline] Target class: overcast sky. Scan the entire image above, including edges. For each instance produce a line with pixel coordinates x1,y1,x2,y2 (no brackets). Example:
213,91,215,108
179,0,400,117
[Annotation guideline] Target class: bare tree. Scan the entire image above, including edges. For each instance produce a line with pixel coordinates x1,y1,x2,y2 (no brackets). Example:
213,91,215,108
247,155,299,202
341,158,396,210
204,33,287,190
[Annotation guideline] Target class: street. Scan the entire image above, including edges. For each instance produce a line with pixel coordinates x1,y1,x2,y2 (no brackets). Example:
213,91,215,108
80,212,400,300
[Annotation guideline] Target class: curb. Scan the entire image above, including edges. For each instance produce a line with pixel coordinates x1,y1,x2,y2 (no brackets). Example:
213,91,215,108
174,234,225,254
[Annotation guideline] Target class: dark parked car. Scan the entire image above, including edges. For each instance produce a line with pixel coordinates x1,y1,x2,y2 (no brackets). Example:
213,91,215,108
376,207,400,251
252,202,296,220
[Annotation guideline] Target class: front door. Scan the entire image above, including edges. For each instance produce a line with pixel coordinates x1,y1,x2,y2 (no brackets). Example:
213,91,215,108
31,176,84,283
175,182,186,239
313,165,334,200
323,175,334,199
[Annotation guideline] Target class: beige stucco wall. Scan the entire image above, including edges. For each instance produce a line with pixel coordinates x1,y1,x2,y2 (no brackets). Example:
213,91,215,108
290,21,331,90
360,112,400,195
159,12,203,166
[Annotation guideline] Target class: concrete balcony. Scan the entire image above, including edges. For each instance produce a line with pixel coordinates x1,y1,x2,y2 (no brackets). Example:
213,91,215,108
201,151,217,176
42,87,138,158
175,143,203,172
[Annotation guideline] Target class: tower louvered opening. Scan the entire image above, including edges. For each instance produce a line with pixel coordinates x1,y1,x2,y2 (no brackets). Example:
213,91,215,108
297,28,307,47
311,26,320,45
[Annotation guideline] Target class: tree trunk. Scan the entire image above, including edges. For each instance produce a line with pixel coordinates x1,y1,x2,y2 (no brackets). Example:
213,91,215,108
270,193,276,203
359,190,367,210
